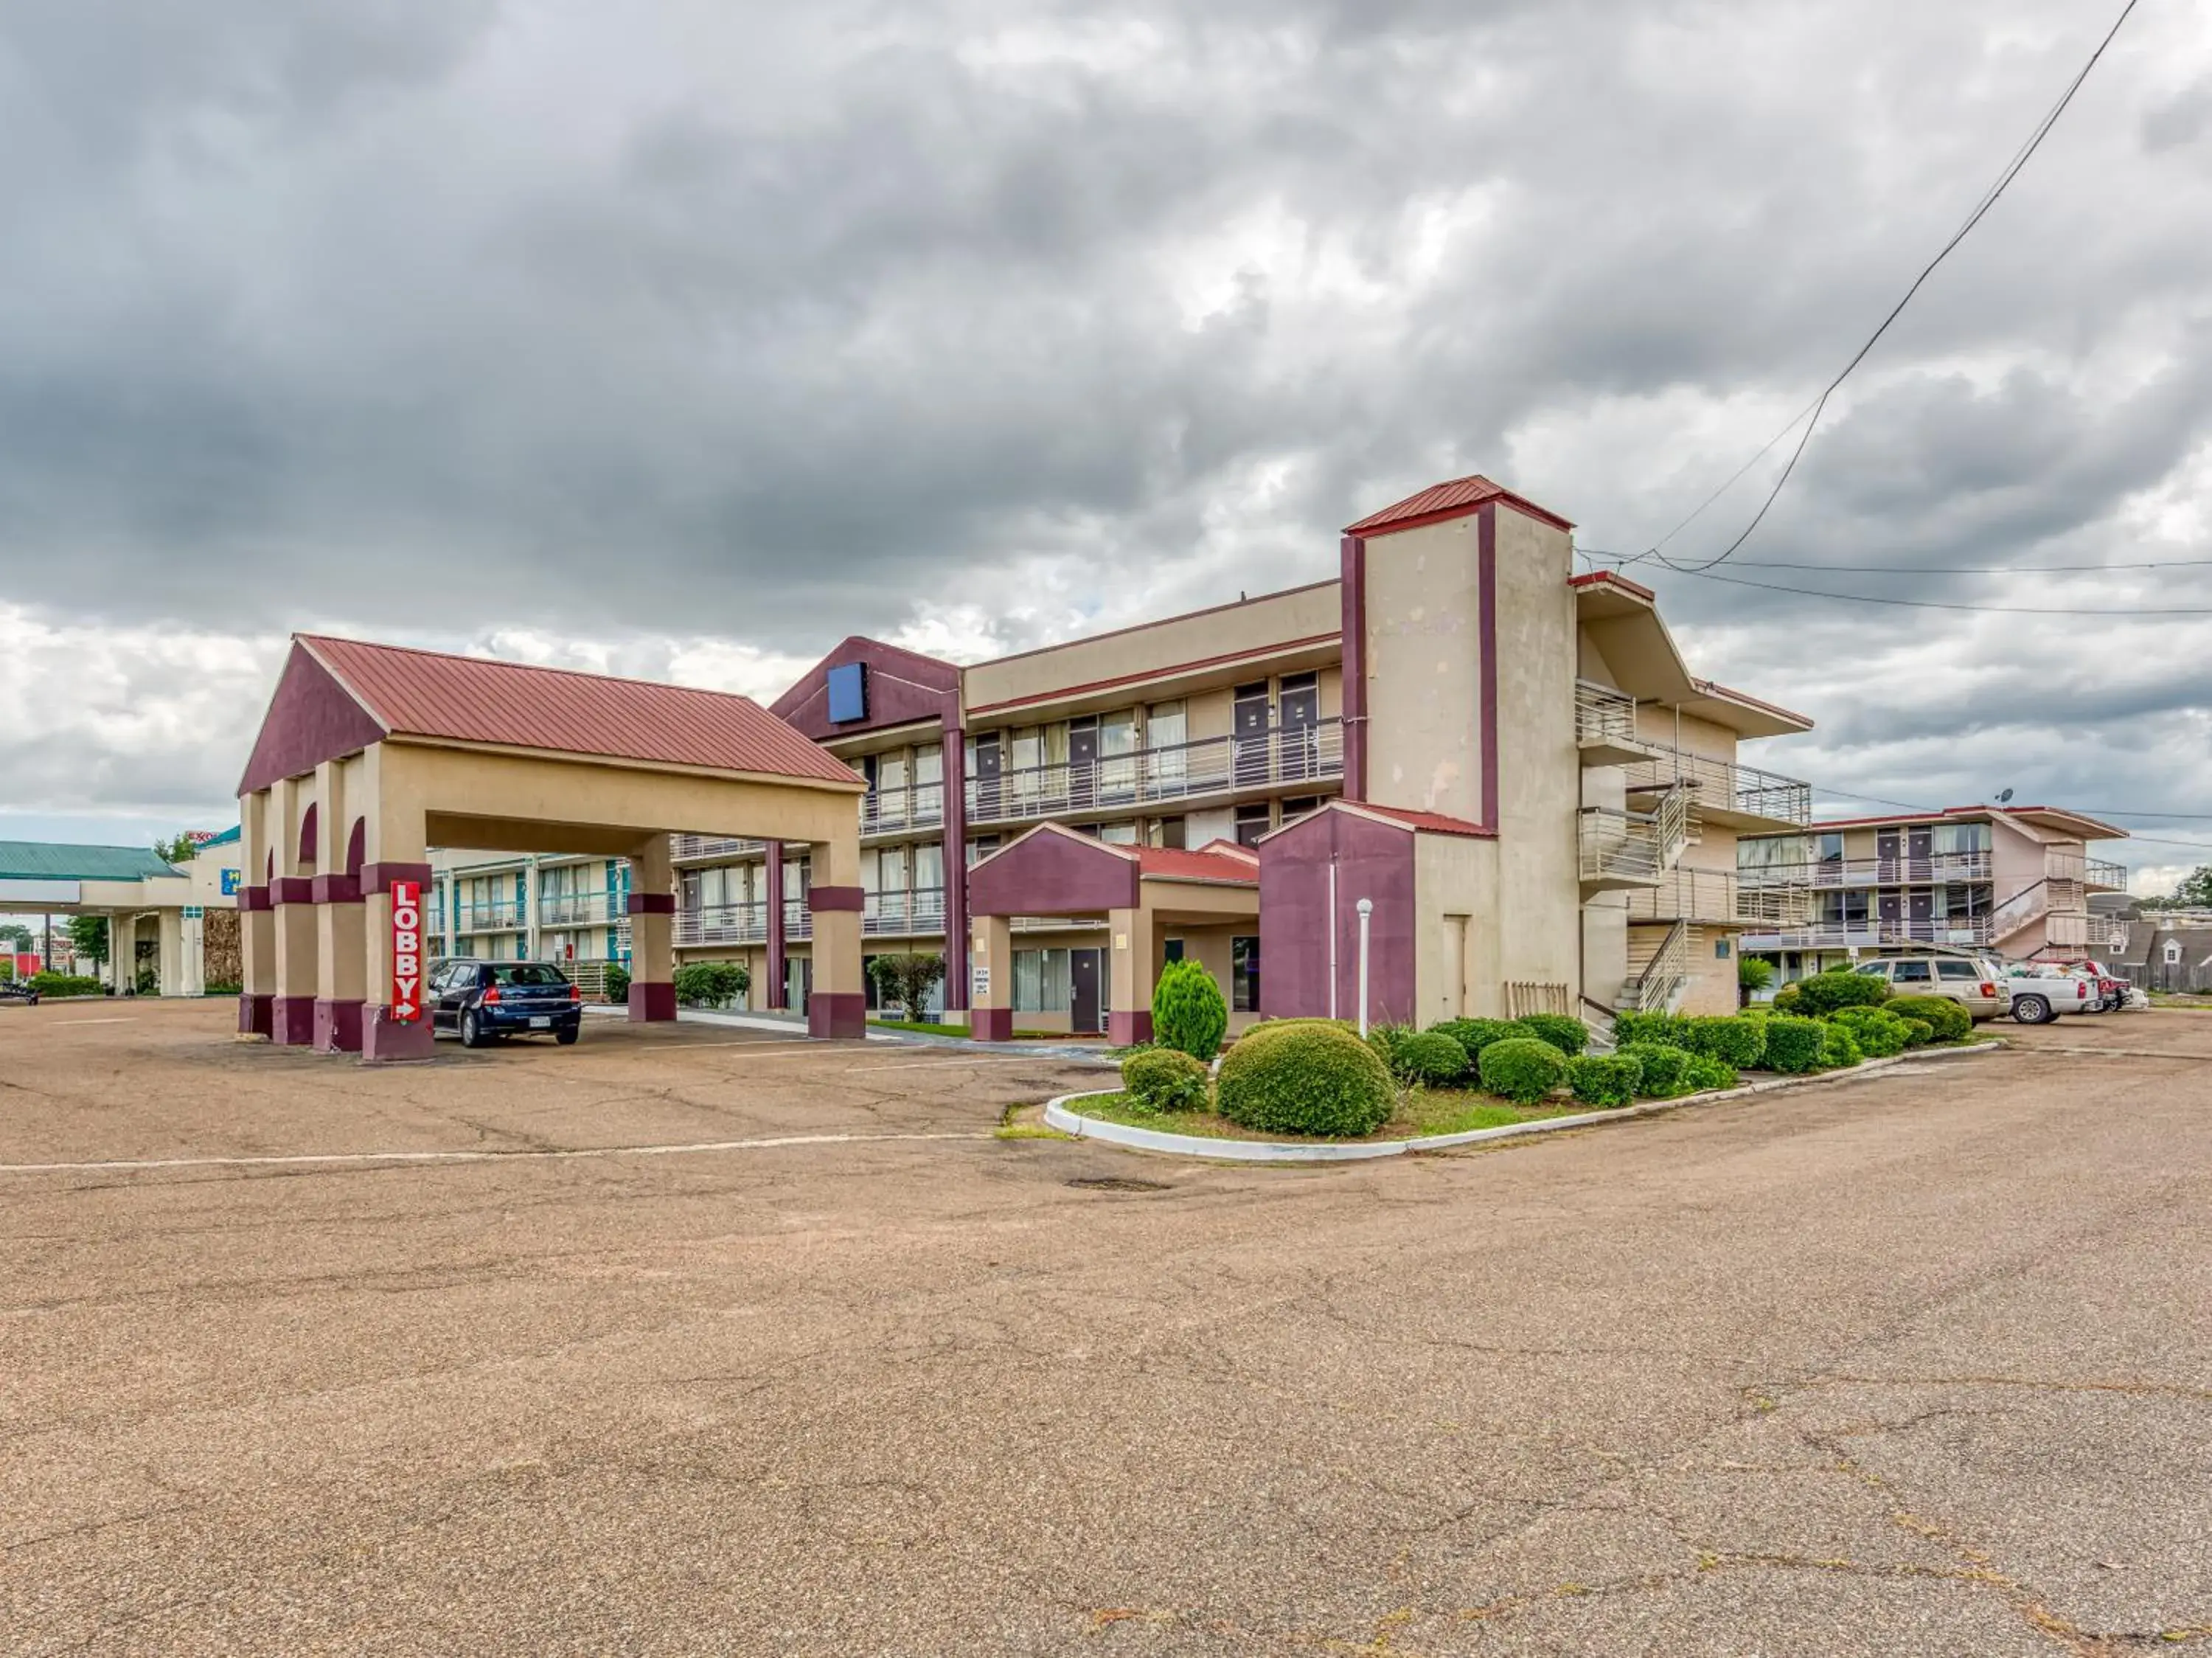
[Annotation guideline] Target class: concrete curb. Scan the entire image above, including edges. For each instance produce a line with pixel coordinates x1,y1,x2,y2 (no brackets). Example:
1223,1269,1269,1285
1042,1041,2004,1165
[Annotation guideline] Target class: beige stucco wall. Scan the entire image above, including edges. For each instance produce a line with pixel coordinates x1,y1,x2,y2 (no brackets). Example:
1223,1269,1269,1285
962,583,1341,714
1414,830,1500,1021
1362,517,1482,821
1490,509,1582,997
1634,706,1736,763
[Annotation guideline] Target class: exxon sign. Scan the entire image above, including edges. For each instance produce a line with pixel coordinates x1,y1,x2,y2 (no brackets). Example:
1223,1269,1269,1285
390,881,425,1024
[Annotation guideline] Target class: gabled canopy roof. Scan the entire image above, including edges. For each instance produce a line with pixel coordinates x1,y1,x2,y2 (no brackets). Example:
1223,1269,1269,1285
967,823,1257,917
0,842,180,882
240,636,863,795
1255,799,1492,844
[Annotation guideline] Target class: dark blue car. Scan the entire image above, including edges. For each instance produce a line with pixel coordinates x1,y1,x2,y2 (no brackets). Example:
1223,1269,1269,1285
428,959,582,1049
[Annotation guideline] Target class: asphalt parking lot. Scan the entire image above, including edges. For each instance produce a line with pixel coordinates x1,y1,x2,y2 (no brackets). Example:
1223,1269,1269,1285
3,1001,2208,1656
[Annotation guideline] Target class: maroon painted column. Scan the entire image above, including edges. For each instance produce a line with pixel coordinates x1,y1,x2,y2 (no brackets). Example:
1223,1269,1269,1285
361,861,437,1064
1340,534,1368,802
237,884,275,1038
806,882,866,1038
764,841,787,1010
942,722,969,1013
269,875,318,1045
310,870,365,1053
626,892,678,1021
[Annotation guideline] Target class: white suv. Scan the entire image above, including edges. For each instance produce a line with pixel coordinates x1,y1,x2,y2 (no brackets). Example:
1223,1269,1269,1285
1850,954,2009,1021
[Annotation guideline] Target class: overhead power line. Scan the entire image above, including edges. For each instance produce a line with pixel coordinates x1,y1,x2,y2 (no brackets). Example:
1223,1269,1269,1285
1665,564,2212,617
1644,0,2141,575
1579,550,2212,577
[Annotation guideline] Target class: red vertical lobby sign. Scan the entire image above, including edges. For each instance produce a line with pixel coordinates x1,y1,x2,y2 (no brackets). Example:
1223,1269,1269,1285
390,880,423,1023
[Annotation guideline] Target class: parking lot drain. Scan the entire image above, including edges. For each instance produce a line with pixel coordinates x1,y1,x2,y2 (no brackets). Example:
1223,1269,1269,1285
1066,1176,1172,1193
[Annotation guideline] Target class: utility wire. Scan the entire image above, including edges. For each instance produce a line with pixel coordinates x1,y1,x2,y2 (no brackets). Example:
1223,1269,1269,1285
1579,549,2212,577
1654,0,2140,574
1664,564,2212,617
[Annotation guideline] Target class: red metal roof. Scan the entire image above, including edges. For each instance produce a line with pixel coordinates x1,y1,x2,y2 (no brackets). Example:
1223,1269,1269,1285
298,636,861,786
1569,569,1657,601
1346,802,1492,837
1135,841,1259,884
1345,474,1576,538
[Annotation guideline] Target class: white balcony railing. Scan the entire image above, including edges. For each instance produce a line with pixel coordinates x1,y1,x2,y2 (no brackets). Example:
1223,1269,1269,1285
1580,785,1688,888
1740,850,1994,889
456,901,524,930
1626,748,1810,828
1624,920,1688,1013
538,890,622,926
670,834,766,862
1624,869,1812,928
861,784,945,836
1741,915,1997,951
967,719,1342,827
675,901,768,947
864,887,947,937
1574,679,1639,749
2085,858,2128,891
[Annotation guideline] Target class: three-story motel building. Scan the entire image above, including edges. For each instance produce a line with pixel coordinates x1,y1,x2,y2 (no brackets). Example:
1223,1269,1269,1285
430,474,1817,1034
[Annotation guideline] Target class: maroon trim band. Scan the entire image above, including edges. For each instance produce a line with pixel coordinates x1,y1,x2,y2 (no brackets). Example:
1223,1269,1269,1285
628,980,678,1021
270,876,314,906
970,1007,1014,1041
1340,535,1366,802
808,991,866,1039
626,892,676,915
240,884,273,914
309,875,362,905
807,885,865,913
360,861,434,897
271,995,316,1044
765,842,787,1009
1478,504,1499,833
313,998,365,1053
362,1005,435,1064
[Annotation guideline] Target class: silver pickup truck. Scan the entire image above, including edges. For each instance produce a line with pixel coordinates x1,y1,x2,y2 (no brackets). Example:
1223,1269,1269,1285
2001,968,2100,1024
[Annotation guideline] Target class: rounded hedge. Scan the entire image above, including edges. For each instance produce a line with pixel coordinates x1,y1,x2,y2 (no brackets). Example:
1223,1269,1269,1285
1566,1052,1642,1108
1761,1015,1828,1074
602,963,631,1005
1831,1005,1912,1058
1514,1013,1588,1056
1821,1022,1865,1069
1217,1021,1396,1137
1429,1017,1522,1061
1478,1037,1568,1105
1621,1041,1694,1097
1899,1017,1935,1046
1888,994,1972,1044
1792,971,1889,1016
1120,1047,1211,1113
1770,983,1804,1016
1151,959,1228,1061
1682,1053,1739,1092
1613,1010,1691,1050
1679,1015,1767,1069
1390,1030,1470,1086
674,960,750,1007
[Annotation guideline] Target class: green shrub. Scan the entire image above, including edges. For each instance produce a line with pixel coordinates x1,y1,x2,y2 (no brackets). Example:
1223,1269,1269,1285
1832,1005,1912,1058
1821,1023,1864,1069
1152,959,1229,1061
1761,1015,1828,1074
133,966,159,996
1900,1017,1935,1046
1365,1021,1417,1073
1120,1047,1211,1114
1792,971,1888,1016
1621,1041,1695,1097
1613,1011,1691,1050
866,952,946,1024
1217,1021,1395,1137
1737,956,1775,995
1679,1016,1767,1069
1426,1019,1520,1079
1514,1013,1588,1056
1888,994,1972,1044
674,960,750,1007
1566,1052,1643,1108
1388,1030,1470,1086
1478,1037,1568,1105
1682,1053,1739,1092
28,971,103,997
602,963,631,1005
1770,983,1804,1016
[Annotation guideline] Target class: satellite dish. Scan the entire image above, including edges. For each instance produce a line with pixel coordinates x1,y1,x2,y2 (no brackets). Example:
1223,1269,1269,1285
1996,788,2014,805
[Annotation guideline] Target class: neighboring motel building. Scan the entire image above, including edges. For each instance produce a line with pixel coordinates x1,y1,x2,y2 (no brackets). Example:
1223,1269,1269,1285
1738,804,2129,977
431,473,1819,1031
0,833,243,994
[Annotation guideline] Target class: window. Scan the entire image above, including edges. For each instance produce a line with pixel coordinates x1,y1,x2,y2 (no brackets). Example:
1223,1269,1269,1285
1817,833,1845,865
1281,796,1321,827
1235,802,1272,847
967,836,1001,866
1012,948,1070,1013
1935,961,1980,982
1163,939,1185,963
1148,817,1187,850
1891,961,1933,984
1714,937,1731,959
1231,937,1260,1011
1933,822,1991,856
1855,962,1890,978
1739,836,1808,873
1098,822,1139,845
1147,701,1187,794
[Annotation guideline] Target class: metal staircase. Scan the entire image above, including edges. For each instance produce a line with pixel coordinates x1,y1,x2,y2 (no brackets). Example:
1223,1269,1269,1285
1622,918,1691,1014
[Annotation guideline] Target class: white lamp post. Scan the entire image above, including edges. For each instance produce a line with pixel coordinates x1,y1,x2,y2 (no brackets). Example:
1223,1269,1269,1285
1355,898,1374,1037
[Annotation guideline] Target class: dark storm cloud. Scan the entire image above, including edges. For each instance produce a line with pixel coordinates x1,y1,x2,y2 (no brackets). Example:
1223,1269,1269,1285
1,0,2209,878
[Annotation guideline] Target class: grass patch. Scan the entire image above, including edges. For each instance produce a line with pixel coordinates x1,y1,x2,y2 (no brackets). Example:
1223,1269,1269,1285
994,1124,1074,1141
1069,1086,1588,1144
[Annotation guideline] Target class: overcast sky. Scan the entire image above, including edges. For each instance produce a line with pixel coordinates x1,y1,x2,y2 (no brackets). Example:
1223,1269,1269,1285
3,0,2209,889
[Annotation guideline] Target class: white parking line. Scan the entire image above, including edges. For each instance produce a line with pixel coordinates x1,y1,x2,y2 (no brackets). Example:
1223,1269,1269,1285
50,1018,136,1027
0,1130,992,1176
843,1055,1046,1072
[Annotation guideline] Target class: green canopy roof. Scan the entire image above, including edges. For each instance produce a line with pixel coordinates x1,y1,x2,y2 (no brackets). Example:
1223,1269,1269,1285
0,842,181,882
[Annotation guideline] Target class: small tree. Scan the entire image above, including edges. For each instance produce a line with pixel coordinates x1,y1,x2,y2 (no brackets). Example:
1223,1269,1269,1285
1152,959,1228,1060
1736,955,1775,1007
0,923,31,951
867,952,946,1024
153,832,201,867
67,914,109,968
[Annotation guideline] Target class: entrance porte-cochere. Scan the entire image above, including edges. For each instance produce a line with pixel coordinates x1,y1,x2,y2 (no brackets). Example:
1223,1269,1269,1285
234,634,867,1061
